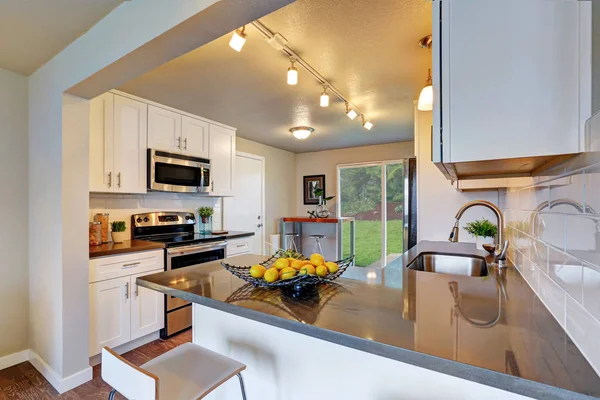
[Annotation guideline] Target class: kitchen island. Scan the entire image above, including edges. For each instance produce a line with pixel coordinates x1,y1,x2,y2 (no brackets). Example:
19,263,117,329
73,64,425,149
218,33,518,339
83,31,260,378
136,242,600,399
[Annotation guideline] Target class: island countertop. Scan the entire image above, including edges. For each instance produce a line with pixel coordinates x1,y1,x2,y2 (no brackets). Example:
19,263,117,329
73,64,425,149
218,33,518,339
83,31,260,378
282,216,354,223
136,241,600,399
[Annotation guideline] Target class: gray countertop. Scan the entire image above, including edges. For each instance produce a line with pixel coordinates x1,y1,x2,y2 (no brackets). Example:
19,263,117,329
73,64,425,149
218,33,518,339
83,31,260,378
136,241,600,399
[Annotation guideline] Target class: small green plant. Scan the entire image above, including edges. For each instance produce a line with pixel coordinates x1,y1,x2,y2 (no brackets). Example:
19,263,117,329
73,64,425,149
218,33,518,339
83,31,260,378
314,188,335,205
198,207,214,218
464,219,497,238
110,221,126,232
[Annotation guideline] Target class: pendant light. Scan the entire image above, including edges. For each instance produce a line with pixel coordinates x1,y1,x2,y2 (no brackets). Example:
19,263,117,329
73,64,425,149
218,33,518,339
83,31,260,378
417,68,433,111
229,26,247,52
320,86,329,107
290,126,314,139
287,58,298,85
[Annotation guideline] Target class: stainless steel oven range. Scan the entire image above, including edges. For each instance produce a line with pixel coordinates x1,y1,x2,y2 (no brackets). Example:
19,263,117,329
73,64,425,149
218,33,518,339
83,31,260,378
132,211,226,338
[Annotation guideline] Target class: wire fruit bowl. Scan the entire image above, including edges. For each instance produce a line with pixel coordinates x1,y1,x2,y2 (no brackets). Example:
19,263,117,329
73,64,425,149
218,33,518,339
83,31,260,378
221,250,355,289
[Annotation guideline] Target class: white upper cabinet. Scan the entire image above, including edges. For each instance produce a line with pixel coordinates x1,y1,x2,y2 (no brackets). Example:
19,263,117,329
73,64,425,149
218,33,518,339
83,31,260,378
182,116,209,158
89,93,114,192
208,124,236,196
433,0,591,165
147,105,182,153
113,95,148,194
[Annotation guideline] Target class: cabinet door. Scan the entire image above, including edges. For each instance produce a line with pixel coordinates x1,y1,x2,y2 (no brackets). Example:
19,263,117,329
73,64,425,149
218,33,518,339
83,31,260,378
182,115,209,158
208,124,236,195
148,105,182,153
113,95,148,194
440,0,588,162
89,276,131,356
130,271,165,341
89,93,114,192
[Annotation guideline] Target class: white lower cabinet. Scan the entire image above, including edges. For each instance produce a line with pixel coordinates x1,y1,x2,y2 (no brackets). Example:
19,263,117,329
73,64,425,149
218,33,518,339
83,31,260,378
130,271,165,340
89,250,164,357
89,276,131,357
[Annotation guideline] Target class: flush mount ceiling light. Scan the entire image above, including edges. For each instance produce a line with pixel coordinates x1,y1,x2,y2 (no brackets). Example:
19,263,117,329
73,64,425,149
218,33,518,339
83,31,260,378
345,103,358,120
290,126,314,140
229,26,247,52
287,58,298,85
417,35,433,111
320,86,329,107
362,116,373,130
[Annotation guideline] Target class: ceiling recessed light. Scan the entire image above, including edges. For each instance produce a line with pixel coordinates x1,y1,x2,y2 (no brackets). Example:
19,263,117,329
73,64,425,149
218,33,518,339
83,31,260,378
290,126,314,140
229,26,247,52
287,58,298,85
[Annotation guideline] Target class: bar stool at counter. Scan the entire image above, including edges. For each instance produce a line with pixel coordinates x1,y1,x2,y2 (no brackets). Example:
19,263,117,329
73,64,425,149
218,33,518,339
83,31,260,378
309,234,326,255
284,233,300,252
102,343,247,399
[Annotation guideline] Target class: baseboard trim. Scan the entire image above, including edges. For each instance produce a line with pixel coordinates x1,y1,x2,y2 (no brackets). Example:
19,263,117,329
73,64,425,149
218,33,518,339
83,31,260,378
0,349,29,370
29,350,92,394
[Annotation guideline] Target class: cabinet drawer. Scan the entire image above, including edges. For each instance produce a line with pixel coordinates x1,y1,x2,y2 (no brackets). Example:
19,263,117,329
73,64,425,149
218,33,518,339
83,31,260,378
90,250,164,283
227,238,251,256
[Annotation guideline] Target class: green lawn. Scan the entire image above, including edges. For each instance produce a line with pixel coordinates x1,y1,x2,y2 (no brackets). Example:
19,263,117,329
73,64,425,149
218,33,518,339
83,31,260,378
342,220,403,267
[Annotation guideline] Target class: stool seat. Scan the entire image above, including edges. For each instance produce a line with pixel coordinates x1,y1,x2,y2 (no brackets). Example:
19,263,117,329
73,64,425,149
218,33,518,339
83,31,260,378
284,233,299,237
309,234,326,239
142,343,246,400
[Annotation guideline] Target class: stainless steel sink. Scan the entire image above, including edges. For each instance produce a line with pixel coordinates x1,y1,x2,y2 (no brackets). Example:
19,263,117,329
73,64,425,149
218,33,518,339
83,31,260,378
406,253,488,277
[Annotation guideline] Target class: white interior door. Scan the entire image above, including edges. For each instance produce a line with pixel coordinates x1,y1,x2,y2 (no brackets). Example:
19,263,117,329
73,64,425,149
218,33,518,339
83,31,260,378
223,153,265,255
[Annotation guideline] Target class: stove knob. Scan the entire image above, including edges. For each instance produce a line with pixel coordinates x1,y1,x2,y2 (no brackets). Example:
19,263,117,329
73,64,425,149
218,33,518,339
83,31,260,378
143,217,149,223
136,218,142,223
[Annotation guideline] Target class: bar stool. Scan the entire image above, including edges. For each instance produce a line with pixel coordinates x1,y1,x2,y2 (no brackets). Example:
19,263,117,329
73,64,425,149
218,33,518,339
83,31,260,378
102,343,247,400
284,233,299,251
309,234,326,255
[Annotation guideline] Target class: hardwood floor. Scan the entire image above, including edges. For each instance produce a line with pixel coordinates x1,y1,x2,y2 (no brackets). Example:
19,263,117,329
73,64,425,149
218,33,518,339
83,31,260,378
0,330,191,399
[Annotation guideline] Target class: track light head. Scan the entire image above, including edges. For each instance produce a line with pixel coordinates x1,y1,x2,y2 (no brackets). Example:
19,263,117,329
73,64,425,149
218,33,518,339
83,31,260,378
320,86,329,107
345,103,357,120
287,58,298,85
229,26,247,52
362,116,373,130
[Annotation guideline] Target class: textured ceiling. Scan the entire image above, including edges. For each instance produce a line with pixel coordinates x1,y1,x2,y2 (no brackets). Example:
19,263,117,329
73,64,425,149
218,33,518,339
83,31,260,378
119,0,431,153
0,0,123,75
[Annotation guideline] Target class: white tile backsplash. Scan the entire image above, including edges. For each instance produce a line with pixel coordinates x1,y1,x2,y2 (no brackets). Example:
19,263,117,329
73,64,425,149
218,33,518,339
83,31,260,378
90,192,223,237
503,146,600,374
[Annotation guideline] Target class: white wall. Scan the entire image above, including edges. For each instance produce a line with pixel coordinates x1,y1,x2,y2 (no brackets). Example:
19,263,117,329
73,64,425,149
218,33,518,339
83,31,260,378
0,68,29,359
415,109,500,244
27,0,293,390
235,137,296,239
295,142,415,216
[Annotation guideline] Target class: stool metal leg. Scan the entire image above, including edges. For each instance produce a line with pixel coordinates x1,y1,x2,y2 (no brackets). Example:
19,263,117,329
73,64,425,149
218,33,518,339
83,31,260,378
237,373,247,400
108,389,116,400
315,238,324,255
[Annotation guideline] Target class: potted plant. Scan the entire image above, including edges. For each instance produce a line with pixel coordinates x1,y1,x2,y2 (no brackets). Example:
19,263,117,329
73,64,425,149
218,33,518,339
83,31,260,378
313,188,335,218
110,221,128,243
198,207,214,234
464,218,497,250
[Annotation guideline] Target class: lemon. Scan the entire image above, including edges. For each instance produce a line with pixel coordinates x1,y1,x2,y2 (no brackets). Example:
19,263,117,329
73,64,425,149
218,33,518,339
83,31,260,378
325,261,339,274
287,257,296,265
315,265,328,277
310,253,325,267
299,264,316,275
290,259,305,270
264,267,279,283
250,264,266,278
280,267,297,280
274,258,290,270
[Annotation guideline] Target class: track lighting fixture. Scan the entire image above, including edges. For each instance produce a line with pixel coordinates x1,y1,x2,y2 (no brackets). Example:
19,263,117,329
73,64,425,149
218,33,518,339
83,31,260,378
346,103,357,120
287,58,298,85
229,26,247,52
362,116,373,130
320,86,329,107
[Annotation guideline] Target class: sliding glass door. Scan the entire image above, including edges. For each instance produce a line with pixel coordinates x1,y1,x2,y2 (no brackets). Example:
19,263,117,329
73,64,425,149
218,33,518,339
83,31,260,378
338,160,413,267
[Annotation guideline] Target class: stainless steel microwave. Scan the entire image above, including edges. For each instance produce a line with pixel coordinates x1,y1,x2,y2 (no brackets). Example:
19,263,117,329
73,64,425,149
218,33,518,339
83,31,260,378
147,149,211,193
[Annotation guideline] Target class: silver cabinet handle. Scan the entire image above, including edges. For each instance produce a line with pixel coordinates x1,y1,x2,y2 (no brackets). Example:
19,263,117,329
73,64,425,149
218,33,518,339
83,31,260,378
122,262,140,268
108,172,112,188
237,244,245,248
134,284,139,298
257,223,263,228
117,172,122,188
211,181,214,191
125,282,129,299
183,137,187,150
177,136,182,149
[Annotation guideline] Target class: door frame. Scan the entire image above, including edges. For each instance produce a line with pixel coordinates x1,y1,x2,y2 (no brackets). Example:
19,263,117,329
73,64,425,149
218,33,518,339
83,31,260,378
230,151,266,255
336,159,404,266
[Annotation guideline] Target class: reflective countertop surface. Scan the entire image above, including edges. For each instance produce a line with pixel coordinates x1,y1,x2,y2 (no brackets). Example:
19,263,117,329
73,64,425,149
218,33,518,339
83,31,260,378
137,241,600,399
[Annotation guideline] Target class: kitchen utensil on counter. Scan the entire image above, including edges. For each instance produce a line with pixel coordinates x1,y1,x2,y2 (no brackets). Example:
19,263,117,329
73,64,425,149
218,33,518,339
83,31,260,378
89,222,102,246
93,213,110,243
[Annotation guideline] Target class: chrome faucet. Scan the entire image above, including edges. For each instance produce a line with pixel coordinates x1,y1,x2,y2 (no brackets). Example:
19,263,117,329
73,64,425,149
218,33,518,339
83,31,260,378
449,200,508,262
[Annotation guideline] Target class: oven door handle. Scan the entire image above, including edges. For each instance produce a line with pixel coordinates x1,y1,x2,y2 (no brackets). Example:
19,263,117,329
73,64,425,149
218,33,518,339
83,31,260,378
167,241,227,255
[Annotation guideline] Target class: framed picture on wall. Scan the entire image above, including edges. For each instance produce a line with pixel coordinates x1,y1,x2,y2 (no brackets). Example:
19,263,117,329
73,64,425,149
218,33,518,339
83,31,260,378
303,175,325,205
